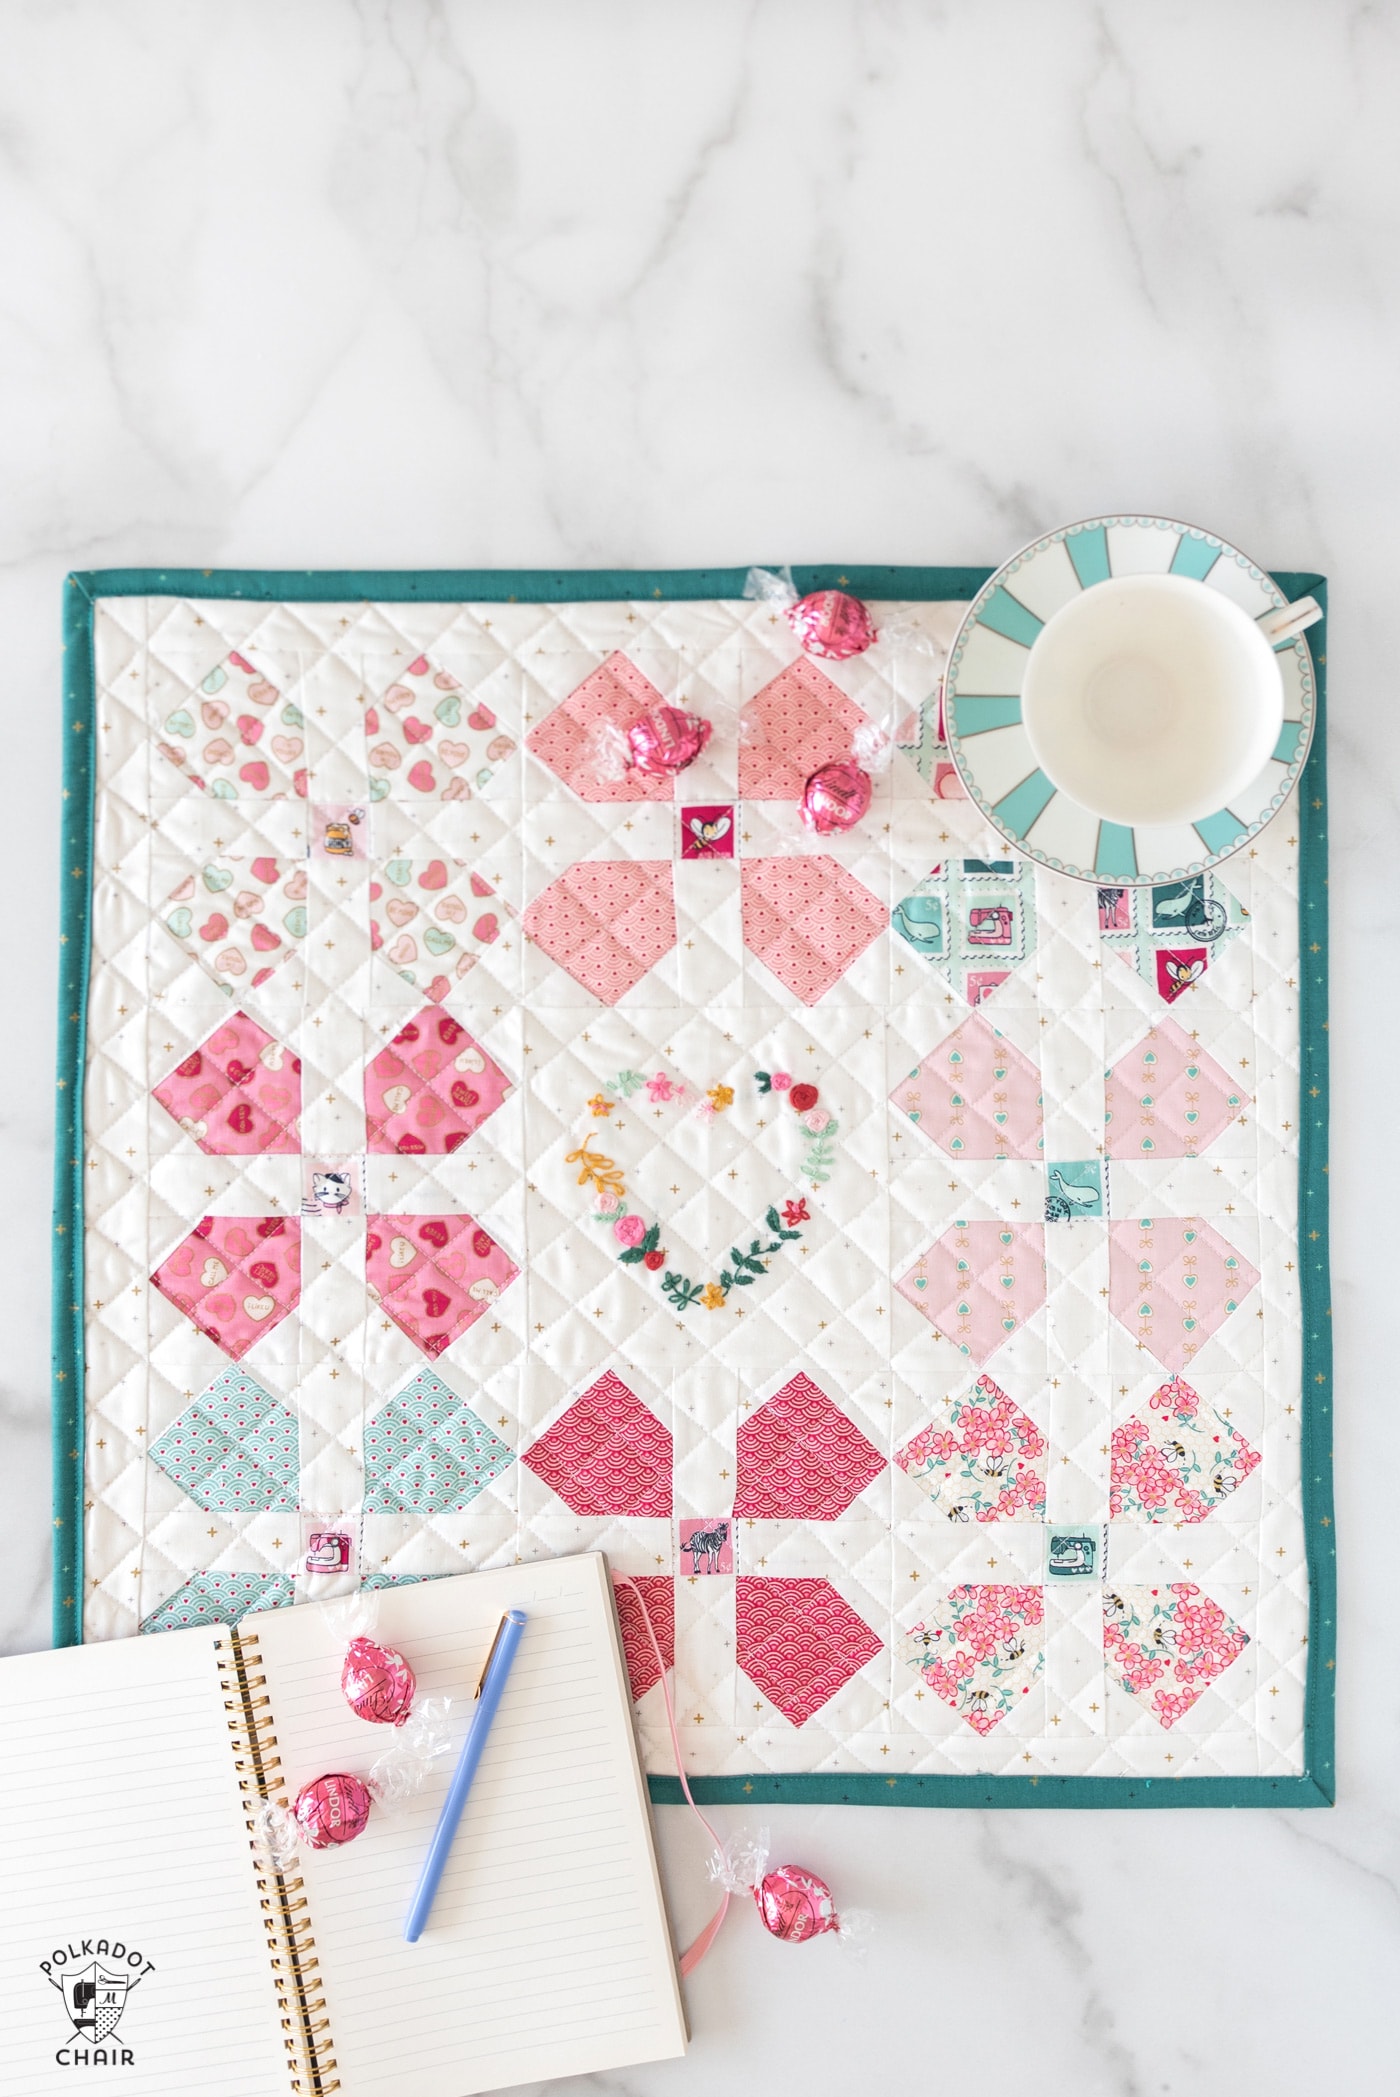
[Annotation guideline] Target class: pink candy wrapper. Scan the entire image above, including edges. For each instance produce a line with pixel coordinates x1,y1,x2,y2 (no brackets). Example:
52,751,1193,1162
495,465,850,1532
626,707,711,776
799,761,872,834
293,1771,373,1849
342,1635,416,1726
786,589,876,661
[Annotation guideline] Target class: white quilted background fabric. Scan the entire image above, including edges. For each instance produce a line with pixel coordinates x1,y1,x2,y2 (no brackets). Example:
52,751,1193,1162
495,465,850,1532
79,591,1308,1780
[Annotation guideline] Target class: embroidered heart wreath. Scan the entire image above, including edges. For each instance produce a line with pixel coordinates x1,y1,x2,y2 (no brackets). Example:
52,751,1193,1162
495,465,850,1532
565,1068,840,1313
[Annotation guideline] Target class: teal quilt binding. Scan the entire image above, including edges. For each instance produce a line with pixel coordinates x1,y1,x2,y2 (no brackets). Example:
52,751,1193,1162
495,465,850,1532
53,564,1333,1808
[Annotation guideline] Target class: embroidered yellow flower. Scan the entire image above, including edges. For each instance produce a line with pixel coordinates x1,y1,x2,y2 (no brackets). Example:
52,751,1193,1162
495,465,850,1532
587,1093,614,1117
700,1282,727,1310
707,1084,735,1113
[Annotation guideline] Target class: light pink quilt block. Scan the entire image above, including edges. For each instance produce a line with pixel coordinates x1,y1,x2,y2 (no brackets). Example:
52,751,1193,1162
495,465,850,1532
153,1013,302,1154
739,660,874,800
896,1222,1047,1365
734,1371,885,1519
891,1014,1044,1161
151,1215,301,1361
523,1370,672,1516
526,652,674,802
364,1009,513,1155
736,1576,883,1728
898,1585,1045,1734
366,1214,519,1358
1105,1019,1248,1160
1108,1218,1261,1374
741,856,885,1004
1104,1582,1250,1729
158,649,303,800
895,1373,1047,1522
522,860,676,1001
366,655,517,802
1110,1375,1262,1522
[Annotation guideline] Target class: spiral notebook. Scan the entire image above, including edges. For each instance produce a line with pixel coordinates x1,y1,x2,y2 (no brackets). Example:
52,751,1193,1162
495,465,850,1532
0,1553,686,2093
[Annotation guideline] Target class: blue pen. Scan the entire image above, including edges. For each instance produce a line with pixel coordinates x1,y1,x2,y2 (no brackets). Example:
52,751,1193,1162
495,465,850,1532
404,1607,527,1942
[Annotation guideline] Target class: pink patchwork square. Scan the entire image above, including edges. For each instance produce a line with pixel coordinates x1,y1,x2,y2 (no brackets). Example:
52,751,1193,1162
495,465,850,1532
522,860,676,1001
151,1216,301,1361
891,1013,1043,1161
1108,1218,1260,1373
736,1576,882,1727
897,1221,1047,1365
365,1009,513,1155
734,1372,884,1519
741,856,885,1004
366,1214,520,1358
526,652,673,802
739,661,873,800
153,1013,302,1155
523,1371,672,1517
1105,1020,1248,1161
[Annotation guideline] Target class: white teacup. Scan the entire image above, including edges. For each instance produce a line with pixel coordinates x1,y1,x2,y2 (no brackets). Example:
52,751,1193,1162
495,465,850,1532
1020,573,1309,828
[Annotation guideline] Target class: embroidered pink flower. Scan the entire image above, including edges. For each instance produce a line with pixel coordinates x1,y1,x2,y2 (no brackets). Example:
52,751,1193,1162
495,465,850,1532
594,1190,622,1216
802,1107,832,1133
770,1072,792,1091
782,1198,810,1227
613,1214,646,1248
646,1073,675,1102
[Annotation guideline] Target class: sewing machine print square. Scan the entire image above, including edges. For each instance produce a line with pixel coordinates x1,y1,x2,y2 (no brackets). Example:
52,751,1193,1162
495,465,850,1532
1044,1158,1105,1221
1045,1524,1107,1582
679,1518,733,1574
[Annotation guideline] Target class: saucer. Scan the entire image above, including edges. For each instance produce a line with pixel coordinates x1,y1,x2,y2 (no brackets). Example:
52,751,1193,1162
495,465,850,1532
942,515,1317,884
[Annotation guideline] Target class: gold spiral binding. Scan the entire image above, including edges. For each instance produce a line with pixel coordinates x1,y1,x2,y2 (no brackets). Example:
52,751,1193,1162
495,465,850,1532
216,1628,341,2095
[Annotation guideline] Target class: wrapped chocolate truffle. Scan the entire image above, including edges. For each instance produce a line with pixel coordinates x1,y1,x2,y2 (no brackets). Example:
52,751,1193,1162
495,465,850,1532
799,761,872,834
293,1771,374,1850
786,589,877,661
342,1635,416,1727
626,706,711,776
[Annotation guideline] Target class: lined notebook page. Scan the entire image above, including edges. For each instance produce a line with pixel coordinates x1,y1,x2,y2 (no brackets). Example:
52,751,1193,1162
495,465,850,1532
253,1553,686,2097
0,1628,291,2093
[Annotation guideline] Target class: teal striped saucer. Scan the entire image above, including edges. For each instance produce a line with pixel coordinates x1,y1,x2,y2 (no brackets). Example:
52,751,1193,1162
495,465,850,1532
943,515,1316,885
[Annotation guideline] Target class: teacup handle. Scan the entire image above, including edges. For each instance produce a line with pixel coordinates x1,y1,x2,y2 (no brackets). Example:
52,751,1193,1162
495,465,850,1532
1257,595,1323,647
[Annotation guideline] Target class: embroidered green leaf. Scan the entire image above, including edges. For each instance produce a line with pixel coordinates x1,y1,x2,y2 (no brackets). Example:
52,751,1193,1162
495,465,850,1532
765,1204,782,1234
610,1069,646,1097
662,1273,704,1310
617,1245,647,1264
754,1070,772,1093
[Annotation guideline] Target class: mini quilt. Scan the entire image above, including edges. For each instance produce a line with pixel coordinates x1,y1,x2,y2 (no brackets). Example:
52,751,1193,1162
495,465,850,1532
53,565,1334,1807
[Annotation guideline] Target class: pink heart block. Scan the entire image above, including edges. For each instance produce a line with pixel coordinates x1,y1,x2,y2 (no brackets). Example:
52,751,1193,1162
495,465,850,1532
897,1221,1047,1365
152,1014,302,1156
741,856,885,1003
151,1215,301,1360
364,1009,513,1154
522,861,676,1002
366,1212,519,1357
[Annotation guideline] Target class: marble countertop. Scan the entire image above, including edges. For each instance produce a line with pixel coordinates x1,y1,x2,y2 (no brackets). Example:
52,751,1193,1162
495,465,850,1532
1,3,1393,2090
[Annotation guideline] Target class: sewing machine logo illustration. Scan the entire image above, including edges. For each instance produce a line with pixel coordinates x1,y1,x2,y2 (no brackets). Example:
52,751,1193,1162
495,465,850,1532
1046,1526,1108,1582
42,1939,154,2066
